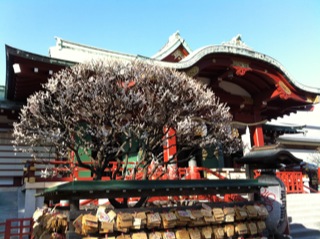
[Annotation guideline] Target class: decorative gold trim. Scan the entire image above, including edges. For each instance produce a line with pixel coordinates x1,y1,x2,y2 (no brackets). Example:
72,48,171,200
232,60,250,68
186,66,199,77
278,81,291,95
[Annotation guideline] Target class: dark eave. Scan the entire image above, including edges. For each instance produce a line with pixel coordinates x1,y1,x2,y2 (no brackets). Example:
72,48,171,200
263,124,304,134
5,45,75,102
277,134,320,147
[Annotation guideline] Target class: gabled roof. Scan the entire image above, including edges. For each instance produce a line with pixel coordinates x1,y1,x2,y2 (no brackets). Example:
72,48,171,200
48,34,320,97
151,31,192,61
50,33,193,64
4,34,320,124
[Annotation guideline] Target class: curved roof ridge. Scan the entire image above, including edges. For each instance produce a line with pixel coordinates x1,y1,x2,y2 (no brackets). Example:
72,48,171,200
221,34,253,50
157,43,320,95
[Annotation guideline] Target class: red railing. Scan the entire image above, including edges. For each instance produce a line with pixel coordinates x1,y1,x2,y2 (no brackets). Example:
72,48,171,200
0,218,33,239
23,159,232,183
25,159,316,195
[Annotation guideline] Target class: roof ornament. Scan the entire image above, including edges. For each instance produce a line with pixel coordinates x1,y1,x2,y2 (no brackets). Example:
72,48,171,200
169,31,181,42
52,37,63,51
222,34,252,50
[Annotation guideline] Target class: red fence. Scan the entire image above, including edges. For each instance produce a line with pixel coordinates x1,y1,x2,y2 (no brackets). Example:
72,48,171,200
0,218,33,239
276,171,304,194
254,170,304,194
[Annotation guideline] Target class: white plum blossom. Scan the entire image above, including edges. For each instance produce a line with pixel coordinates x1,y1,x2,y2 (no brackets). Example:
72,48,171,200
13,59,241,180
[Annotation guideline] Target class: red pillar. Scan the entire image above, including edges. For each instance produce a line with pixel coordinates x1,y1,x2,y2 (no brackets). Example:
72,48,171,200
252,125,265,147
163,127,178,179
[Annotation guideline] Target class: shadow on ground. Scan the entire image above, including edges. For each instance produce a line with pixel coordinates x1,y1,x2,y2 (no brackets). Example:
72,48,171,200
290,223,320,238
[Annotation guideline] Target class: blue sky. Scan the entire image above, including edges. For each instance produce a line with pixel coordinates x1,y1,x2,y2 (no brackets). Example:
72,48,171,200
0,0,319,88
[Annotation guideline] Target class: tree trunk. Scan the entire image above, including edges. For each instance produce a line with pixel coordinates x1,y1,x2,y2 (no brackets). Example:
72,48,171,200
94,168,103,180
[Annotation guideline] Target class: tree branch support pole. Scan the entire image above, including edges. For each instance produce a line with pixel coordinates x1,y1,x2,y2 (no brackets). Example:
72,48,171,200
163,127,178,180
66,199,81,239
247,114,265,180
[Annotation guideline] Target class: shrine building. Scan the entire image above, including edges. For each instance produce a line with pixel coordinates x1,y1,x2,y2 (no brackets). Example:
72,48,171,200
0,32,319,218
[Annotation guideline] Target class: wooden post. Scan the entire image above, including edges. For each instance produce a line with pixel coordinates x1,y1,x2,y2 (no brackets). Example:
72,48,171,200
66,199,81,239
